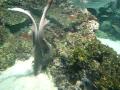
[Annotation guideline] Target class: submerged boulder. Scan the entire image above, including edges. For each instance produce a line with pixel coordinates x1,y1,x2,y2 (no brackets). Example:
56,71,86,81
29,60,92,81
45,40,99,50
46,2,120,90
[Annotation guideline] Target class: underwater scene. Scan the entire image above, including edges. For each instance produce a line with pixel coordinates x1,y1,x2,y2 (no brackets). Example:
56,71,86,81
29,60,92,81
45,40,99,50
0,0,120,90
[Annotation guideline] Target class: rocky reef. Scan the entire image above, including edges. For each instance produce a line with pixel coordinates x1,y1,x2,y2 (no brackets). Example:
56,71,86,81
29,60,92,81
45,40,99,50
0,0,120,90
85,0,120,40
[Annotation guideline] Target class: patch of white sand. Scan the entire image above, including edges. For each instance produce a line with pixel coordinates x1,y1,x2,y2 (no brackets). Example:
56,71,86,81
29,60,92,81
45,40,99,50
0,57,57,90
97,38,120,54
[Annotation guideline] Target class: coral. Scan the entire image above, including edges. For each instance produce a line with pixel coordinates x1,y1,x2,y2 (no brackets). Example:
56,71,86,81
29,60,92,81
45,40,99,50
0,8,27,26
49,36,120,90
0,35,32,71
0,42,16,71
46,3,120,89
0,26,9,45
95,0,120,40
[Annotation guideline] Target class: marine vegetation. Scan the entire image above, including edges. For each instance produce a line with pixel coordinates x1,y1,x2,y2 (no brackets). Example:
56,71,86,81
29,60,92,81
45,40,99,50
0,36,32,71
0,26,10,45
49,33,120,90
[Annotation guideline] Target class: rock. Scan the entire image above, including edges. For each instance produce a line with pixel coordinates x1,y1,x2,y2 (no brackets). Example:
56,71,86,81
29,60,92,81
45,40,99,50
87,20,99,32
112,24,120,34
0,8,27,26
100,21,112,31
71,0,117,15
